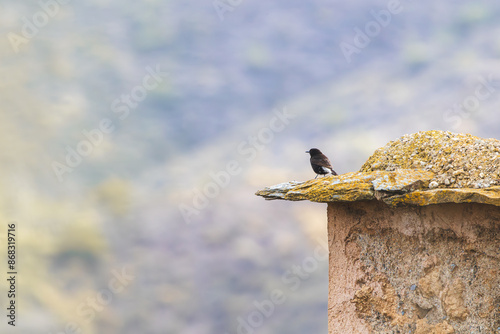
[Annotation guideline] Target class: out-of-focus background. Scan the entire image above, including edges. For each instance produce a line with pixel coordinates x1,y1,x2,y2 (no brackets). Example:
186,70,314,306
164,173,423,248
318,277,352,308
0,0,500,333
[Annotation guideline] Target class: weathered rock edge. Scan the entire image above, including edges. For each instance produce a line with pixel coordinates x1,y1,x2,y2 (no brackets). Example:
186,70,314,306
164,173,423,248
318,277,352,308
255,169,500,207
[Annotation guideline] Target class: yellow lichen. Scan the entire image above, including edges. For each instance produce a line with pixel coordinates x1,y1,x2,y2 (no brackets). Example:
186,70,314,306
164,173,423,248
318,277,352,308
256,131,500,207
361,130,500,189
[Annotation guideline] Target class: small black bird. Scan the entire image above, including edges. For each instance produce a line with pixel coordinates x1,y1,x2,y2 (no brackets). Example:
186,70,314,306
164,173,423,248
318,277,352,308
306,148,337,179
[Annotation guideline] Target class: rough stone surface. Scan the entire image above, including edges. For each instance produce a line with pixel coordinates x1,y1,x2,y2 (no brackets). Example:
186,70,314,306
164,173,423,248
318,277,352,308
255,131,500,334
442,279,468,321
255,169,433,203
361,130,500,189
255,173,500,207
415,319,454,334
418,268,442,299
327,201,500,334
256,131,500,207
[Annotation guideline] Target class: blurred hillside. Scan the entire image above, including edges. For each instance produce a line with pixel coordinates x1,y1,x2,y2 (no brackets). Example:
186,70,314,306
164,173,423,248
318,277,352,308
0,0,499,333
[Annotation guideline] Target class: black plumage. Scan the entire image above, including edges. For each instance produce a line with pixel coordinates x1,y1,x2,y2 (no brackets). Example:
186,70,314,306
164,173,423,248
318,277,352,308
306,148,337,178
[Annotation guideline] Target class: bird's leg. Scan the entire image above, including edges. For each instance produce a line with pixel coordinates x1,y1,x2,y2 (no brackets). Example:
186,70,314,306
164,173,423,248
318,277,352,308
314,174,318,179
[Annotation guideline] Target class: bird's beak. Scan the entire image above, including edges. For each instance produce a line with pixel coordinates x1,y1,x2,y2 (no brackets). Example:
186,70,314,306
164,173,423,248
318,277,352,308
305,150,309,154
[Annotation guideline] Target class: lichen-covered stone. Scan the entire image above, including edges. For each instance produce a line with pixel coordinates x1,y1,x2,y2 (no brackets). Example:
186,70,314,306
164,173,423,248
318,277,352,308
255,131,500,333
256,169,434,203
361,130,500,189
386,186,500,207
256,131,500,207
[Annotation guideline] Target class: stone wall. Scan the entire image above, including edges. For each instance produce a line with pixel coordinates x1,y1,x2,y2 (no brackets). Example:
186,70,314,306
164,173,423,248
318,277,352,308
327,201,500,334
255,131,500,333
